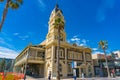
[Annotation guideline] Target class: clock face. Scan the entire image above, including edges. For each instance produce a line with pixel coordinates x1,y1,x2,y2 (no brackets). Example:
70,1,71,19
57,13,61,17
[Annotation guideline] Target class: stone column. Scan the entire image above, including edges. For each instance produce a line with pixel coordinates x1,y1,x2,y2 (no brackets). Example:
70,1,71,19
79,68,81,78
83,50,86,64
83,50,87,77
36,50,38,58
86,65,88,77
44,49,47,79
63,48,67,77
91,63,95,77
51,45,55,78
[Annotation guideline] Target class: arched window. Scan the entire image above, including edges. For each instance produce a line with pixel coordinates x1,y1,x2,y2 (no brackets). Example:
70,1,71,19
88,65,91,72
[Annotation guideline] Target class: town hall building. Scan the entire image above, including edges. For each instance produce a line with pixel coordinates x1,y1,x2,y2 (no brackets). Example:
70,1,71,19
14,4,94,79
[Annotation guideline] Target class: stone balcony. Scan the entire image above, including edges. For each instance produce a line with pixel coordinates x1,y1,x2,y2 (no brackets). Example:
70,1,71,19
14,56,45,66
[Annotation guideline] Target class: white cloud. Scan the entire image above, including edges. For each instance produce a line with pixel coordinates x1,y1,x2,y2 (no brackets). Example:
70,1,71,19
13,32,34,40
71,37,80,41
82,39,86,44
93,51,104,54
0,32,12,41
13,33,19,36
69,35,89,46
78,39,88,46
19,35,29,40
73,35,78,38
38,0,46,12
0,46,19,59
0,37,14,48
70,36,81,45
79,43,84,46
92,48,98,51
80,39,87,46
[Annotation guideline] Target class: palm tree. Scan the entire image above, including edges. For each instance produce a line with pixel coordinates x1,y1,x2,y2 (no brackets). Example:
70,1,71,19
54,17,64,80
0,0,22,31
0,58,6,72
98,40,110,77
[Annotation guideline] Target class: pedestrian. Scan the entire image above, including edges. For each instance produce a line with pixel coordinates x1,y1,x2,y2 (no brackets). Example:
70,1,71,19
48,71,51,80
111,73,113,78
82,73,85,80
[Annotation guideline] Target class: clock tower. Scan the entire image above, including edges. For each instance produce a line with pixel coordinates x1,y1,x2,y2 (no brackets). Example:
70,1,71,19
46,4,66,43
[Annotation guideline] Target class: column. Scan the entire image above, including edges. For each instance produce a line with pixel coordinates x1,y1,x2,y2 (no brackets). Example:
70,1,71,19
44,49,47,79
83,50,86,64
63,48,67,77
52,46,55,78
36,50,38,58
83,50,87,77
79,68,81,78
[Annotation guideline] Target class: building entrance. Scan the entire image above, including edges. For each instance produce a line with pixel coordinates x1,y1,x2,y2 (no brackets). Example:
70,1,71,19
76,68,79,77
26,63,44,78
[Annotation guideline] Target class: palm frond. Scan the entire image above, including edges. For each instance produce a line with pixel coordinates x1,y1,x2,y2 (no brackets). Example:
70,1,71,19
9,1,19,9
0,0,4,2
98,40,108,50
16,0,23,5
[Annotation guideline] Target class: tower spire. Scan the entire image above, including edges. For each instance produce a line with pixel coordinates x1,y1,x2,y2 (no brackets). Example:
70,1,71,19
55,0,59,8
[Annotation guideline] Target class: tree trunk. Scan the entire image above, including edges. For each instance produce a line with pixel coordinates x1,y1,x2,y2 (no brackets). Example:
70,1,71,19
104,49,110,78
56,26,60,80
0,0,10,31
24,48,29,80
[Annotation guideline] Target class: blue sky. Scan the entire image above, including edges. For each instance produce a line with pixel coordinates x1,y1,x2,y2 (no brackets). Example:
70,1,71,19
0,0,120,58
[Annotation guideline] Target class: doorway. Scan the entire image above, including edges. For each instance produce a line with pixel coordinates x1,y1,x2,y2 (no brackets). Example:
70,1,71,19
76,68,79,77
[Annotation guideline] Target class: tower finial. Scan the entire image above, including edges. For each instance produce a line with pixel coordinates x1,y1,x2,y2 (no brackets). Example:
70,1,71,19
55,0,59,10
55,0,59,8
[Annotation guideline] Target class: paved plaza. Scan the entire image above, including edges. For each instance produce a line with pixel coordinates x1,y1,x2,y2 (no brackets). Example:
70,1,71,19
23,76,120,80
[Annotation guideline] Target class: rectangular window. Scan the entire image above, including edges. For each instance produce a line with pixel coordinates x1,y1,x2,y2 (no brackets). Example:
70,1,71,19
59,50,64,58
68,64,72,73
30,50,36,57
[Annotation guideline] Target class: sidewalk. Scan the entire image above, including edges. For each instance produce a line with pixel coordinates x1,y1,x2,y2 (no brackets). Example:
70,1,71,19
22,76,120,80
62,77,120,80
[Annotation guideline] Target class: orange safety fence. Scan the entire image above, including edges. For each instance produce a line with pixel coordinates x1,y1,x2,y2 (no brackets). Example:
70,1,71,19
0,72,24,80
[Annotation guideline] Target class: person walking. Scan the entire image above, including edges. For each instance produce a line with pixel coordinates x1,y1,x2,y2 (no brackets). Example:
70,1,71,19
82,73,85,80
48,71,51,80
